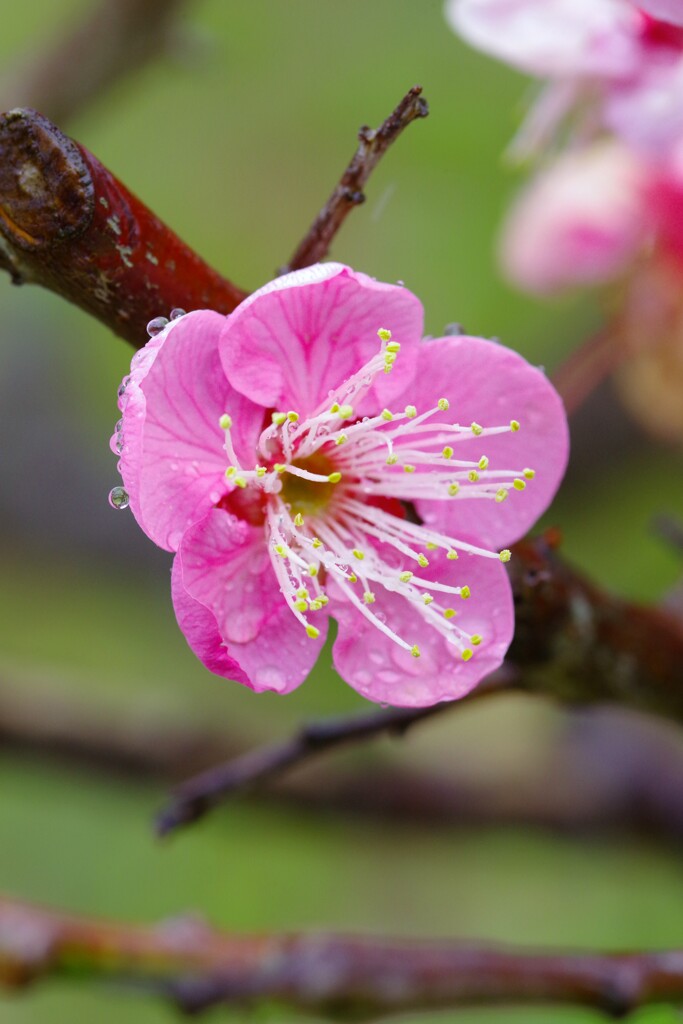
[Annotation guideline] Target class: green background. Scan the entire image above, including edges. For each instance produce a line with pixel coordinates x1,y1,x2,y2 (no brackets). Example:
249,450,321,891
1,1,683,1022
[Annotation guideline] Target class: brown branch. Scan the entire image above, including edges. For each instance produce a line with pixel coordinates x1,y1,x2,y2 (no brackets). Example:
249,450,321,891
0,108,248,346
282,85,429,274
0,0,192,127
3,895,683,1018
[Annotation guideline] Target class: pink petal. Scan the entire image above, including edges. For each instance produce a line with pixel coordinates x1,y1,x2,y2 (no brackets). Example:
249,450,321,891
174,509,326,694
331,547,513,707
499,142,648,293
119,311,265,552
401,336,569,548
445,0,640,78
219,263,423,417
605,56,683,155
636,0,683,27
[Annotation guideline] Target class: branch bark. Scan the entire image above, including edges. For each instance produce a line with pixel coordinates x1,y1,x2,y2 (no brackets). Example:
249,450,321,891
0,108,248,345
282,85,429,273
2,896,683,1018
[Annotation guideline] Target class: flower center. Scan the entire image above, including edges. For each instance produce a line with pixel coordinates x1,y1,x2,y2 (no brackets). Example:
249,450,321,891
281,453,337,517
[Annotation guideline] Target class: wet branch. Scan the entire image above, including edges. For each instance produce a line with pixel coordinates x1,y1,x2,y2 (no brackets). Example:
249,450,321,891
3,895,683,1018
281,85,429,273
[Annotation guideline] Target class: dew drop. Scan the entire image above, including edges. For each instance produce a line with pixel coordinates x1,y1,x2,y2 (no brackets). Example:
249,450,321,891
146,316,169,337
170,307,186,320
254,664,287,691
117,376,131,398
108,486,129,510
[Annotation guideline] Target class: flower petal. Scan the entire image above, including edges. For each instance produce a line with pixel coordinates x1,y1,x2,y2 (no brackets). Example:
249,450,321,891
219,263,423,417
174,508,326,694
331,546,513,707
402,335,569,548
119,310,264,552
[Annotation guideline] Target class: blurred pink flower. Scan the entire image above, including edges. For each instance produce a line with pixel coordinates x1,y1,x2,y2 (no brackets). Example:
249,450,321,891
112,264,568,707
445,0,683,157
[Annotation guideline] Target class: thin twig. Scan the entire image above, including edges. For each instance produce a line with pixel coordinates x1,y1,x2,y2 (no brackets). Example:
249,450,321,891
2,895,683,1018
281,85,429,274
0,0,192,127
0,108,248,345
551,327,621,416
155,672,508,836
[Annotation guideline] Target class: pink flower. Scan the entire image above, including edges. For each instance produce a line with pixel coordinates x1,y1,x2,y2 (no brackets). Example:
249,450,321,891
112,265,568,707
445,0,683,157
499,142,650,292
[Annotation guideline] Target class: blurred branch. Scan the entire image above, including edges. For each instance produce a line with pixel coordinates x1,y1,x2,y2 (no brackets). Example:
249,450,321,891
3,895,683,1018
281,85,429,274
157,532,683,835
0,108,248,345
0,0,192,127
551,327,621,416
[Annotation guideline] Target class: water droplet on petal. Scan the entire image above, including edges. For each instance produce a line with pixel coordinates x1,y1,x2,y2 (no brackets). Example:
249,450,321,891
254,665,287,691
117,375,131,398
108,486,129,510
146,316,169,337
170,307,186,320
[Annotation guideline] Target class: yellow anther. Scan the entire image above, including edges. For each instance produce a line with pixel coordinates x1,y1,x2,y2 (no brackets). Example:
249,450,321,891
339,404,353,419
403,464,416,473
274,463,286,474
234,476,247,489
348,573,358,583
255,466,267,478
383,364,393,375
405,405,417,418
423,594,434,606
495,488,509,503
306,625,320,639
384,352,397,365
426,542,438,551
523,467,536,479
381,409,394,421
328,471,342,483
461,648,474,662
330,402,340,414
225,466,236,479
417,553,429,568
513,478,526,491
219,413,232,430
274,544,288,557
294,599,308,612
309,599,323,611
307,564,319,577
272,411,287,426
443,608,456,619
471,422,483,436
437,398,450,411
386,454,399,465
287,410,299,423
377,327,392,342
442,446,454,459
410,645,421,658
293,513,304,527
319,595,329,606
460,585,471,600
510,419,521,432
399,571,413,583
448,483,460,496
335,434,348,445
312,538,322,549
297,588,309,599
386,341,401,354
499,549,512,563
363,591,376,605
471,634,483,646
447,549,458,560
478,456,489,470
352,548,365,561
467,470,480,483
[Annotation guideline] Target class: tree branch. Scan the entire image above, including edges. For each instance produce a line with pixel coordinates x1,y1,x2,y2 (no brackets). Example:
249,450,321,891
281,85,429,274
2,895,683,1018
0,108,248,345
0,0,192,127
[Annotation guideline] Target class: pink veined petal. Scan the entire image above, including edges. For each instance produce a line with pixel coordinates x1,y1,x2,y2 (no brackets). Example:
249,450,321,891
499,142,649,293
119,310,265,552
218,263,424,418
331,546,514,708
445,0,640,78
636,0,683,27
174,508,326,694
398,335,569,549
